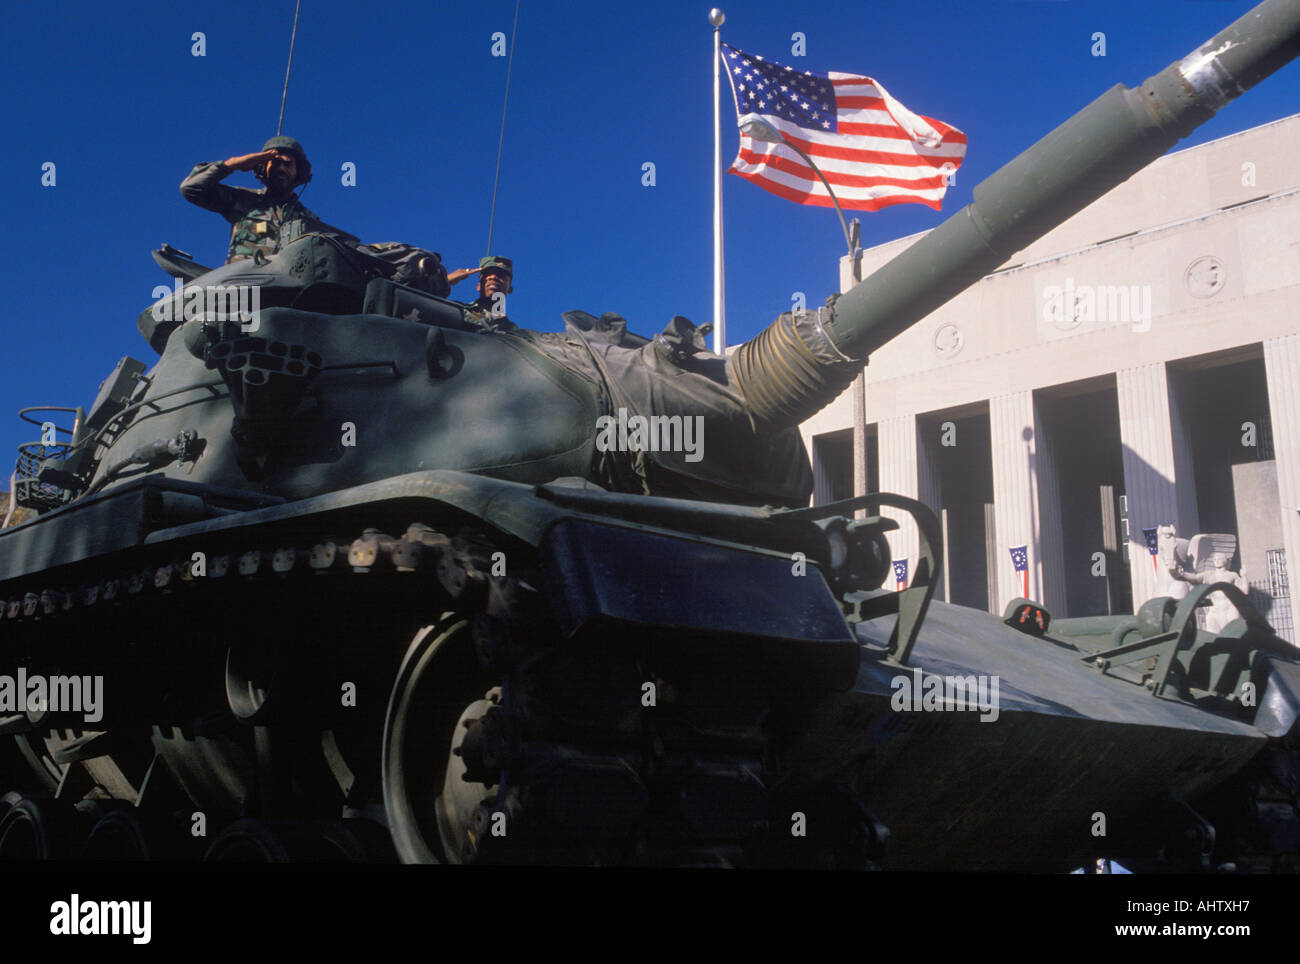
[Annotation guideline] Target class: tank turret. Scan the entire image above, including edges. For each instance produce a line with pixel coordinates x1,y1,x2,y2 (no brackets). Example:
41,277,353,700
8,3,1296,520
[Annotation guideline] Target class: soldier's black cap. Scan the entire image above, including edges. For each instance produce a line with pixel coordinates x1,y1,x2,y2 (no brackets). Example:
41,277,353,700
260,136,312,186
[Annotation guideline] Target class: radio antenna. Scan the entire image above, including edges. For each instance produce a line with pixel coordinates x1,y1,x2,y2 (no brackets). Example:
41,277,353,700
486,0,520,255
277,0,303,135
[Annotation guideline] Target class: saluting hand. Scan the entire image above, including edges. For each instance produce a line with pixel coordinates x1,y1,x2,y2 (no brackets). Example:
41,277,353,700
447,267,482,286
223,150,277,172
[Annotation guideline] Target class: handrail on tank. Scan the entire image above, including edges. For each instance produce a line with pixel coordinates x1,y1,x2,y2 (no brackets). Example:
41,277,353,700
17,406,80,437
779,491,943,665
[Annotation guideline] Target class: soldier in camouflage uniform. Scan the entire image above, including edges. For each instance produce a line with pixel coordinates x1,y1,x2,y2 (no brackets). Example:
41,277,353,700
181,136,321,262
451,255,515,331
181,136,450,297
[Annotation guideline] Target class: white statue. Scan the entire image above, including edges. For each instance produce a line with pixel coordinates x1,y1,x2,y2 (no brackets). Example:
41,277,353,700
1174,545,1250,634
1149,528,1251,634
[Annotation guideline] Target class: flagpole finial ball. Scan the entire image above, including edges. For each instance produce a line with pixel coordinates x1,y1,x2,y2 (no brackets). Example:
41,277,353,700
709,9,725,26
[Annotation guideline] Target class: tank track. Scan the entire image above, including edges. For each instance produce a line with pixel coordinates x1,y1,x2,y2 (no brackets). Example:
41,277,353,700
0,518,782,866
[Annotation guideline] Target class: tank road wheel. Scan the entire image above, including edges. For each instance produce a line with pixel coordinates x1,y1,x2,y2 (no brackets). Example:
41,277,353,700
381,616,494,864
83,808,154,861
0,796,86,860
81,806,194,861
1,722,49,797
12,732,64,795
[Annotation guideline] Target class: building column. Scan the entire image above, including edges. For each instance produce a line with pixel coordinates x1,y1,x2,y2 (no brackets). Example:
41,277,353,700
1168,378,1201,536
1264,334,1300,641
1115,363,1187,610
989,392,1048,612
853,373,867,501
915,425,943,601
1031,395,1069,616
812,439,834,506
878,414,921,585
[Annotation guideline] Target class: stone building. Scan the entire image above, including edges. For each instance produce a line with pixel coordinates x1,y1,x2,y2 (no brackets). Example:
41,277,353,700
800,113,1300,640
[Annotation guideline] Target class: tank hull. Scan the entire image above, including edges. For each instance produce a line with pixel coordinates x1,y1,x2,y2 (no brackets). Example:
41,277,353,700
4,472,1296,868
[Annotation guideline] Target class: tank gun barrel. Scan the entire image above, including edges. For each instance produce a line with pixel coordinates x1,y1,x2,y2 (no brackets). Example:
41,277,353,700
732,0,1300,428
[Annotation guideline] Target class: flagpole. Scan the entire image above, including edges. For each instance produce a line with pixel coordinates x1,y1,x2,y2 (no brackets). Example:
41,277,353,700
850,219,866,516
710,8,726,355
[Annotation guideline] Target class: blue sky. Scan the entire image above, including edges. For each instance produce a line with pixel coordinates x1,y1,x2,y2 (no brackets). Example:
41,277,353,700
0,0,1296,471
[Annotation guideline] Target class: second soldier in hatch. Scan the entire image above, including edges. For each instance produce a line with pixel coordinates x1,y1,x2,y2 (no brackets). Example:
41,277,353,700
449,256,515,331
181,136,451,296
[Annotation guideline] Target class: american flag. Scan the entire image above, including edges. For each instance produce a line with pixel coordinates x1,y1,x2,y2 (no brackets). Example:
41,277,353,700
1141,527,1160,573
1009,545,1029,598
722,43,966,212
892,559,909,592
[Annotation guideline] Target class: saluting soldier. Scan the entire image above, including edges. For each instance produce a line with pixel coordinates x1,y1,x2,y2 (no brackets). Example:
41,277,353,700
180,136,322,263
180,136,450,296
449,256,515,331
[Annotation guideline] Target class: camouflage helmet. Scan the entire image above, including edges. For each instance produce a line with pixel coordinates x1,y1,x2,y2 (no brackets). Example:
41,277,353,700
259,135,312,186
479,255,513,292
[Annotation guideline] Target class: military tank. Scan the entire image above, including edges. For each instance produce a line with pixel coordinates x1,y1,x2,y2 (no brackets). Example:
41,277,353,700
2,0,1299,869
